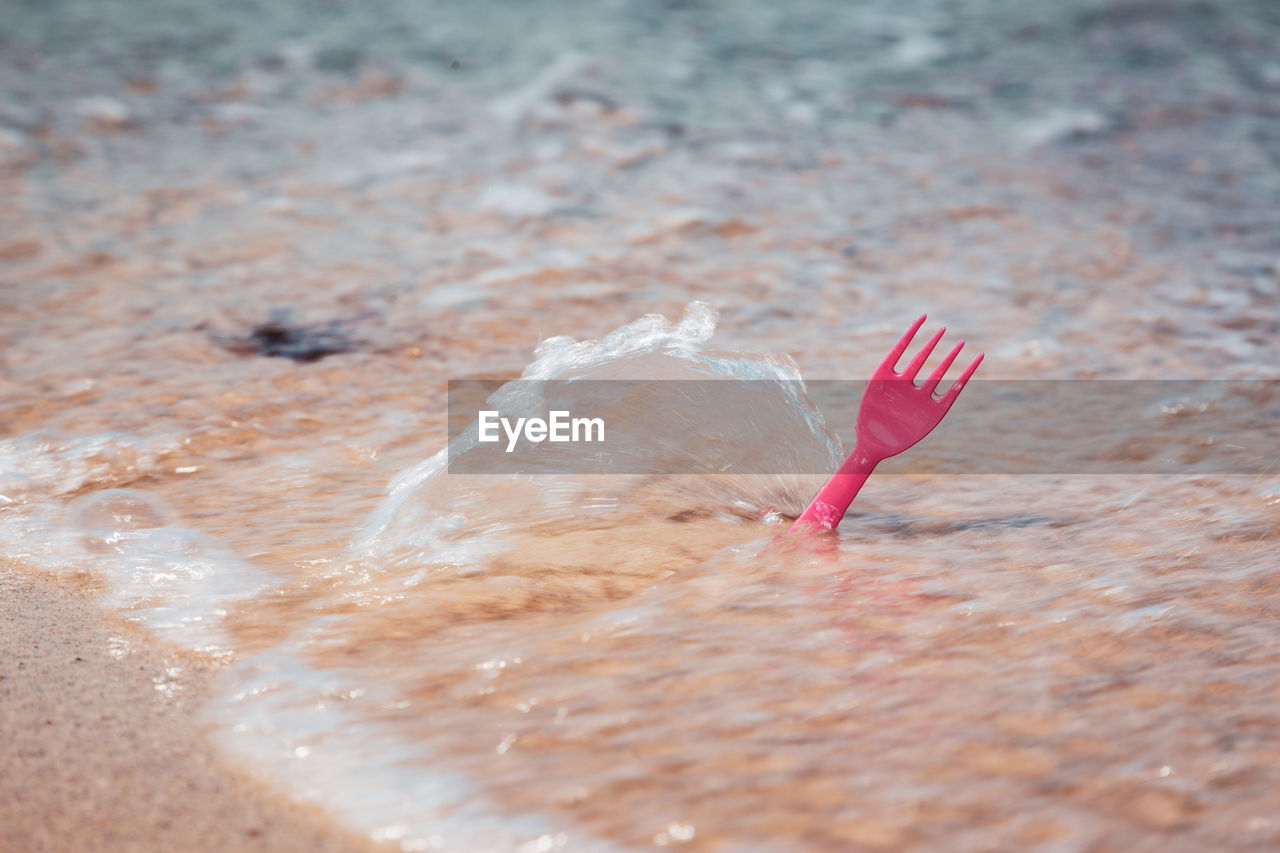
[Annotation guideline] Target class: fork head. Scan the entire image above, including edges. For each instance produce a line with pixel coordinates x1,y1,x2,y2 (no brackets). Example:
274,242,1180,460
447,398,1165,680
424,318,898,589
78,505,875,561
856,314,983,458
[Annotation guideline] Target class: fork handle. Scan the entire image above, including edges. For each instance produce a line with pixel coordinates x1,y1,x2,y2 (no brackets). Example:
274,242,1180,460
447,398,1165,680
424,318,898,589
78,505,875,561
788,450,880,532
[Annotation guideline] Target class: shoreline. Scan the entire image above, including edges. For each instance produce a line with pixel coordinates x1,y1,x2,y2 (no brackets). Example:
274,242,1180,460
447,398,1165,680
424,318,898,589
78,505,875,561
0,566,382,853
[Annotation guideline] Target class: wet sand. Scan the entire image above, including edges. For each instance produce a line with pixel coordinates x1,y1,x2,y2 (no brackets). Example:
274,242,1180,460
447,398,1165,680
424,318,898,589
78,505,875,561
0,568,381,853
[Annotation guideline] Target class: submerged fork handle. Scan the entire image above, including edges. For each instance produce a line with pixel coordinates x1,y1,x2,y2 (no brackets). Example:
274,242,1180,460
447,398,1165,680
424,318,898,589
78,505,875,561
788,451,879,532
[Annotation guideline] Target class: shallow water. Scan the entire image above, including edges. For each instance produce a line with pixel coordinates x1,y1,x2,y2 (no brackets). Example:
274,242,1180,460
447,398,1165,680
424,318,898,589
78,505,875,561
3,0,1280,850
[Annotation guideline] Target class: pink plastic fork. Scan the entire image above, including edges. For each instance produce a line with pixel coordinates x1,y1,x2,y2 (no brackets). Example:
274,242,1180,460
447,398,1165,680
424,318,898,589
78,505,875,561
789,315,983,533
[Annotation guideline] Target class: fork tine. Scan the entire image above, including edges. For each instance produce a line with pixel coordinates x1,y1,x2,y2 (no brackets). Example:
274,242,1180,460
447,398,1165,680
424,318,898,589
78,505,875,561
903,326,946,380
940,352,984,408
880,314,927,373
923,340,965,394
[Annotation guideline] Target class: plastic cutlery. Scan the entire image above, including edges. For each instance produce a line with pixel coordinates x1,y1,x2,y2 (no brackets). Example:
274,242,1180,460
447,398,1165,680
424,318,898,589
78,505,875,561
790,315,983,532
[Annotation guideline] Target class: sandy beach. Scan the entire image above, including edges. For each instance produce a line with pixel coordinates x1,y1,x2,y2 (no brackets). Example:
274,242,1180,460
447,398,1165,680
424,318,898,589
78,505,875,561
0,569,382,852
3,0,1279,850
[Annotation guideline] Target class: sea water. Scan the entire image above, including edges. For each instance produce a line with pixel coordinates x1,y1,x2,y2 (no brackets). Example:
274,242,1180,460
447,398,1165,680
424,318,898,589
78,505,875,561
3,304,1278,850
4,0,1280,848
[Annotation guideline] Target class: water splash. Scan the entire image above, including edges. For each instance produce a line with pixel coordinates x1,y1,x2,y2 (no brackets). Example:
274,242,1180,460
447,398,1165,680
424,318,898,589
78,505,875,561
351,302,840,574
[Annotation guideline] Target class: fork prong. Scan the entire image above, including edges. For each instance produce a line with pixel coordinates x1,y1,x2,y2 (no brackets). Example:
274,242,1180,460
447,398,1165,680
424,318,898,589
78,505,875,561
904,326,946,380
923,340,965,394
880,314,927,374
940,352,984,408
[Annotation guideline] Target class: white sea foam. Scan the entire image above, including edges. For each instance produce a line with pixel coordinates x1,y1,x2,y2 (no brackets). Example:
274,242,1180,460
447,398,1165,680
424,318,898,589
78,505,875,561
0,483,270,655
0,430,179,500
